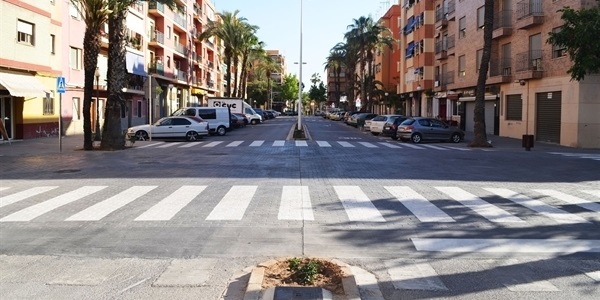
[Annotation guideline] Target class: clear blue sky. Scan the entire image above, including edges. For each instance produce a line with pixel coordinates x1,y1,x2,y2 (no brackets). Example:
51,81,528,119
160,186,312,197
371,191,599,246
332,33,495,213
212,0,392,87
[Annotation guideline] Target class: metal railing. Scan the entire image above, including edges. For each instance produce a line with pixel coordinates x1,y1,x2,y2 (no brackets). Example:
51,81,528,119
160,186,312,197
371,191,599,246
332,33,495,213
515,50,543,71
175,42,187,55
493,10,513,29
174,13,186,29
516,0,543,20
150,30,164,44
175,69,186,81
148,61,164,76
148,1,164,13
490,58,512,76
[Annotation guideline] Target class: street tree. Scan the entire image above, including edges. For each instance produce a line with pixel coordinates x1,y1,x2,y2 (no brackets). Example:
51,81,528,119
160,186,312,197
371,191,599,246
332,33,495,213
547,1,600,81
324,48,344,106
280,74,300,110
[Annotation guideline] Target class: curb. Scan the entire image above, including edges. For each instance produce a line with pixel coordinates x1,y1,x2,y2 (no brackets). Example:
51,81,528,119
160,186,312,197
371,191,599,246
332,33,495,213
286,120,312,141
242,257,382,300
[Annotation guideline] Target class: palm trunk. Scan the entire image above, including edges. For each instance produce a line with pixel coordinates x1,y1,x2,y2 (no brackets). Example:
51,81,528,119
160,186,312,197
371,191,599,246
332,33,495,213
82,29,101,150
224,50,232,97
103,9,127,150
238,50,249,98
232,56,240,98
470,0,494,147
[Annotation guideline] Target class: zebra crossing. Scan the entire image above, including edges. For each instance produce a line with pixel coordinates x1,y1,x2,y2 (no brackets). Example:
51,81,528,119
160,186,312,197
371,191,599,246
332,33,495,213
548,152,600,161
133,140,482,151
1,185,598,224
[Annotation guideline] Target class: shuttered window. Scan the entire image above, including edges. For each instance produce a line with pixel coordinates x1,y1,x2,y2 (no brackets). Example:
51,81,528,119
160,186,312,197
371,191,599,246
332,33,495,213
506,94,522,121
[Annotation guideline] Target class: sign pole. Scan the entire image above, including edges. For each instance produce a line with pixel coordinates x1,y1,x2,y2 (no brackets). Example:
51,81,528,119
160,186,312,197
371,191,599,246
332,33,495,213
56,76,66,152
148,75,152,141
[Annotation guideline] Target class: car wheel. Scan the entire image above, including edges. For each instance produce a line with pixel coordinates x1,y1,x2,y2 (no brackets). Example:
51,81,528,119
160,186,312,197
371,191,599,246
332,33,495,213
450,133,462,143
411,133,422,144
135,130,149,141
216,126,227,136
251,119,258,125
371,132,380,136
186,131,199,142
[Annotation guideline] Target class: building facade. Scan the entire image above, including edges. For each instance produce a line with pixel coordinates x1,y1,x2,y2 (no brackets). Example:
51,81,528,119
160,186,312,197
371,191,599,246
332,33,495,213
374,4,402,115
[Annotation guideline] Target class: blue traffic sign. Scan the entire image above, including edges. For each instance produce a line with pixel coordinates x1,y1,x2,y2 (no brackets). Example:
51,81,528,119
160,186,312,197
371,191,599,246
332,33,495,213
57,77,66,93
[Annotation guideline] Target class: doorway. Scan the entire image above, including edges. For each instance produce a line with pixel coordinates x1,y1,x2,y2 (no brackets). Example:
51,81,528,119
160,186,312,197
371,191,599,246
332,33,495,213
0,96,13,139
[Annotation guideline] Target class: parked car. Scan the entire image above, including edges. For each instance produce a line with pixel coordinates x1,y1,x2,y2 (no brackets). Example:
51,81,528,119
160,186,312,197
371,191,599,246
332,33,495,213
369,115,403,136
264,110,275,119
230,114,244,129
171,107,230,136
233,113,248,126
349,113,378,128
397,117,464,143
127,116,209,142
253,108,268,120
385,116,409,140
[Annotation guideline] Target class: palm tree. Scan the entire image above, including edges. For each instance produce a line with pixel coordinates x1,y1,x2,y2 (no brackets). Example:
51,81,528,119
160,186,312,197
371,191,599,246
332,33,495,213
470,0,494,147
234,23,260,98
239,40,267,100
70,0,110,150
330,42,359,109
324,47,344,106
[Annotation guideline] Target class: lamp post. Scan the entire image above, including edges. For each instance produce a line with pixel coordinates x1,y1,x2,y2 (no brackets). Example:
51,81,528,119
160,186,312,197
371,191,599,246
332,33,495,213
384,92,389,114
297,0,303,131
94,68,101,141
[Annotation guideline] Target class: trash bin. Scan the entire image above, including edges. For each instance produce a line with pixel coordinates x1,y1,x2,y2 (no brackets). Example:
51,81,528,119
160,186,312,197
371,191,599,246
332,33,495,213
522,134,534,151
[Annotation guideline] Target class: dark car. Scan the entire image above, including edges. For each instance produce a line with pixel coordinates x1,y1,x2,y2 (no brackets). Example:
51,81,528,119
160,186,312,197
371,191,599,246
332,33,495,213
253,108,267,120
230,114,244,129
397,117,465,143
264,110,275,119
233,113,248,126
384,116,409,140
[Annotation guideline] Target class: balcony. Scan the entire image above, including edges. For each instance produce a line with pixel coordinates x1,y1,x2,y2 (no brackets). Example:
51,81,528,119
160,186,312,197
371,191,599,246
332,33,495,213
174,42,187,57
515,0,544,29
488,58,513,84
174,13,187,30
148,1,164,16
130,1,143,14
446,35,455,56
435,9,448,28
493,10,513,39
174,68,187,82
193,4,202,19
207,80,215,89
435,40,447,60
148,61,164,76
515,50,544,80
149,30,164,47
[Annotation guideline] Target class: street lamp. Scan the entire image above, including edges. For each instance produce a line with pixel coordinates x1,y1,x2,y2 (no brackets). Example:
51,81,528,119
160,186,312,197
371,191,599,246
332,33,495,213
384,92,389,114
297,0,303,131
94,67,101,141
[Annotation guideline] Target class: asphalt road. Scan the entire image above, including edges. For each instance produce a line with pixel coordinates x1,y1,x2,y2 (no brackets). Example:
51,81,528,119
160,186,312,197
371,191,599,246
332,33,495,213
1,116,599,299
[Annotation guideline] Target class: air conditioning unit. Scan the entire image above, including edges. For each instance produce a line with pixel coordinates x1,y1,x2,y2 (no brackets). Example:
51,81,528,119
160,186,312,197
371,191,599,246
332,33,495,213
434,81,440,87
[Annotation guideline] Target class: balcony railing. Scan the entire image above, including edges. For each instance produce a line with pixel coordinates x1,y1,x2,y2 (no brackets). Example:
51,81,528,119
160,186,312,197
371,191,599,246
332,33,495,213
174,69,186,81
148,1,164,13
193,4,202,16
515,50,543,72
148,61,164,76
175,42,187,55
493,10,513,29
490,58,512,77
150,30,164,44
174,13,186,29
130,1,143,14
516,0,543,20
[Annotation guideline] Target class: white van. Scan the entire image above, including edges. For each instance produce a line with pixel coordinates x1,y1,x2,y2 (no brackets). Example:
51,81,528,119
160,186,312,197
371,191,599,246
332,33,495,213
172,107,230,136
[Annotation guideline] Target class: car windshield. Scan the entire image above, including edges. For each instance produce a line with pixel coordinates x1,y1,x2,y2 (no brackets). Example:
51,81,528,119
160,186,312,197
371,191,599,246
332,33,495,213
372,116,387,121
400,119,415,125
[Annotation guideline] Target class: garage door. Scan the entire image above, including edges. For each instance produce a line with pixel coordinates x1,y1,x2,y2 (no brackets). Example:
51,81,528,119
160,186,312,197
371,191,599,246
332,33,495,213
484,101,496,135
465,102,474,133
535,91,561,143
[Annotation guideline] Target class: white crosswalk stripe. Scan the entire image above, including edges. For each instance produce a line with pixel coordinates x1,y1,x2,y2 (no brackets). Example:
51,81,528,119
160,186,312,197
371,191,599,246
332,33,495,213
316,141,331,147
1,186,107,222
249,140,264,147
334,186,385,222
206,186,257,220
278,186,314,221
202,141,223,148
272,140,285,147
295,141,308,147
435,187,525,223
582,190,600,198
385,186,454,222
66,186,157,221
179,142,203,148
0,186,58,208
420,144,449,150
400,143,425,149
337,141,355,148
226,141,244,147
534,189,600,212
135,186,206,221
357,142,378,148
443,146,471,151
136,142,164,149
379,142,402,148
157,142,181,148
0,187,10,192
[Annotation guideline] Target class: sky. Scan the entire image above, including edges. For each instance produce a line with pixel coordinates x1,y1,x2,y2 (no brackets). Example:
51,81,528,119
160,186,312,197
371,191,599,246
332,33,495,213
211,0,393,88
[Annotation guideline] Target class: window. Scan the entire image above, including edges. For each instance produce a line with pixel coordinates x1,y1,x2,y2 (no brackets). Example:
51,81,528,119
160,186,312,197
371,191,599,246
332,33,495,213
459,17,466,38
506,94,522,121
72,97,81,120
70,47,82,69
137,100,142,118
17,20,35,45
552,27,567,58
50,34,55,54
166,26,171,39
405,41,415,58
69,2,80,19
476,49,483,73
44,92,54,115
477,6,485,29
198,109,217,120
458,55,466,77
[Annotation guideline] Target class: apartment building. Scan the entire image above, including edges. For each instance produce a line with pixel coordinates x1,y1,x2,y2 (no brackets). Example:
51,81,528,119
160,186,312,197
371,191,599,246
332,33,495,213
326,64,348,111
431,0,599,148
374,4,402,115
266,49,286,85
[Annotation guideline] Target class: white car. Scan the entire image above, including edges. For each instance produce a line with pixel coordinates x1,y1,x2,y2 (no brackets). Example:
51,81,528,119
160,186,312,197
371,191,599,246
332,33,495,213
369,115,403,136
127,116,209,142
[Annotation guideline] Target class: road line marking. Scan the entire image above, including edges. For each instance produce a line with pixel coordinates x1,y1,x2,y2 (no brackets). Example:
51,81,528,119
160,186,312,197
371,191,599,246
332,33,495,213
334,186,385,222
435,187,525,223
534,189,600,212
420,144,449,150
443,146,471,151
337,141,355,148
379,142,401,148
386,261,448,290
226,141,244,147
66,186,157,221
157,142,181,148
179,142,203,148
585,271,600,282
411,238,600,253
272,140,285,147
202,141,223,148
0,186,59,208
136,142,164,149
582,190,600,198
249,140,264,147
316,141,331,147
295,141,308,147
0,187,10,192
206,186,257,220
358,142,378,148
135,186,206,221
400,143,425,149
385,186,454,222
484,188,589,224
278,186,314,221
0,186,107,222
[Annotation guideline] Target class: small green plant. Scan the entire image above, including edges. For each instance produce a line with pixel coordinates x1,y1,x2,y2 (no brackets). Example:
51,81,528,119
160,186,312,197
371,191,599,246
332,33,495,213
287,257,320,285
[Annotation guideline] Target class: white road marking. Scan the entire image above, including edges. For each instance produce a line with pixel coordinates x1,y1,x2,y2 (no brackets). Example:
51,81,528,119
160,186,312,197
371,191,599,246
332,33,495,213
334,186,385,222
272,140,285,147
206,186,257,220
412,238,600,253
485,188,589,224
337,141,355,148
0,186,107,222
135,186,206,221
585,271,600,282
179,142,203,148
386,261,448,290
534,189,600,212
202,141,223,148
249,140,264,147
0,186,58,208
400,143,425,149
226,141,244,147
582,190,600,198
385,186,454,222
316,141,331,147
66,186,157,221
0,187,10,192
157,142,181,148
295,141,308,147
136,142,164,149
278,186,314,221
435,187,525,223
379,142,401,148
358,142,378,148
443,146,471,151
420,144,449,150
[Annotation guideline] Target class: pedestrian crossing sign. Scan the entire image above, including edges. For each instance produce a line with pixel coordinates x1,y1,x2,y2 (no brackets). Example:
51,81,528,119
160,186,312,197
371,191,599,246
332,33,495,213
57,77,66,94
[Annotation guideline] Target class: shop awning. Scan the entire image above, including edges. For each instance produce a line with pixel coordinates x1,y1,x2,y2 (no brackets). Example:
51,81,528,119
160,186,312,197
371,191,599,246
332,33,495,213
126,51,147,77
0,73,48,97
459,95,498,102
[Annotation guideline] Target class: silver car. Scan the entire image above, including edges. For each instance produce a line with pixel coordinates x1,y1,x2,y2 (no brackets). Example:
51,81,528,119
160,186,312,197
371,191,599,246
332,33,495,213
397,117,464,143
